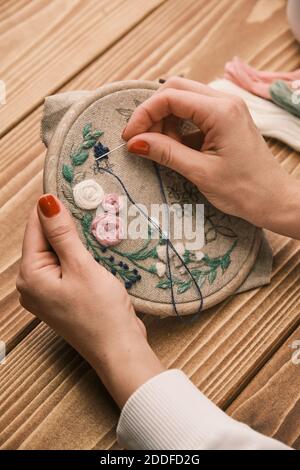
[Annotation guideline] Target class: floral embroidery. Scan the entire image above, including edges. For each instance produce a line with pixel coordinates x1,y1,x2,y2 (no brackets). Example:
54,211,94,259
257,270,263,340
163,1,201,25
61,123,143,288
61,122,238,293
156,244,173,262
91,213,124,247
101,193,123,214
155,261,166,277
62,124,103,185
73,179,104,210
81,214,141,287
156,240,237,294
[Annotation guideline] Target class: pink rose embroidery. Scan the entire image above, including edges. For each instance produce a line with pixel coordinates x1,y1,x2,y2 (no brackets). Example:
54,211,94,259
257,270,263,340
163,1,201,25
91,214,124,247
102,193,123,214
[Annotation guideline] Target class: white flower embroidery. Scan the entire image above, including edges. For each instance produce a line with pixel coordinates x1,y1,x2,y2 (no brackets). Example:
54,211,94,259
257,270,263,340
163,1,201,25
156,245,175,262
155,262,166,277
173,242,185,256
102,193,123,214
73,179,104,210
195,250,205,261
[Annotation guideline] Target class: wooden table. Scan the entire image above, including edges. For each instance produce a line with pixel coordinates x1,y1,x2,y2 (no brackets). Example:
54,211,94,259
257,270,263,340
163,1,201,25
0,0,300,450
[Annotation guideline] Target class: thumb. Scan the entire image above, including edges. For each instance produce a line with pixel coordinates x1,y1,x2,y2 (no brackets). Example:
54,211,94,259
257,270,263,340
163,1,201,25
127,132,206,182
37,194,90,268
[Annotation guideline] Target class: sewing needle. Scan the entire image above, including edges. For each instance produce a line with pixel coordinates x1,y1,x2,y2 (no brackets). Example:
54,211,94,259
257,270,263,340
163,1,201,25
95,142,127,161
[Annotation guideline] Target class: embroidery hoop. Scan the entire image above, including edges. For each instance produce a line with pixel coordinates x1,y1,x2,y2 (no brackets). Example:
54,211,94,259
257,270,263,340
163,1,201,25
44,80,262,316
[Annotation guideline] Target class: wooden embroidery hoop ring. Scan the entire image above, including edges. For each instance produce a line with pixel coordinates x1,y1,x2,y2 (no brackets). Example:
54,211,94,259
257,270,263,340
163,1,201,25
44,80,262,316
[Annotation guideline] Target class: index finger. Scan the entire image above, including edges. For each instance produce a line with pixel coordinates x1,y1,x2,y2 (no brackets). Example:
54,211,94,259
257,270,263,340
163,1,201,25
122,89,220,140
156,76,226,98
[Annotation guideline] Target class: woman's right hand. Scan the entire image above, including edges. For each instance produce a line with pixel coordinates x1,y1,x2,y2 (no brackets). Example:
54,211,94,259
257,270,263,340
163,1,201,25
123,77,300,239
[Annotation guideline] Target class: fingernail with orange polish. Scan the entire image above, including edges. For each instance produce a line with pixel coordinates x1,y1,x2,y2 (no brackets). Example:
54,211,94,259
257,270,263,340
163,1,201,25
38,194,60,218
128,140,150,156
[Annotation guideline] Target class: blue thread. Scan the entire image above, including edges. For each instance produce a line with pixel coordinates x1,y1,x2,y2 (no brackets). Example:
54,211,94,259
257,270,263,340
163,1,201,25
94,142,110,159
97,166,203,318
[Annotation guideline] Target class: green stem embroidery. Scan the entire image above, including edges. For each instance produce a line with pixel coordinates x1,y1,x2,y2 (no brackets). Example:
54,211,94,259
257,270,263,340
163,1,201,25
81,219,140,286
156,240,237,294
108,226,164,274
62,123,103,184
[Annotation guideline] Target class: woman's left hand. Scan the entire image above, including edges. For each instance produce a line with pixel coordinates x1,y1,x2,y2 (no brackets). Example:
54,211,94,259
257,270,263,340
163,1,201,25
17,194,164,407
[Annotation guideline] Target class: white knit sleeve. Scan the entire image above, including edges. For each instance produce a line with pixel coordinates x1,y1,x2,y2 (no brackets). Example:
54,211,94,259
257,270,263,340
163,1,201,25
116,369,291,450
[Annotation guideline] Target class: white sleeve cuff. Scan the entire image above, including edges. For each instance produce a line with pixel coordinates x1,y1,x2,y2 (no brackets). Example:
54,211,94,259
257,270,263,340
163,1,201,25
117,369,291,450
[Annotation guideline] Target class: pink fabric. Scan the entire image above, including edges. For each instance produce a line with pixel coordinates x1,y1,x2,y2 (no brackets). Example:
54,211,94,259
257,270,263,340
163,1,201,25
224,57,300,99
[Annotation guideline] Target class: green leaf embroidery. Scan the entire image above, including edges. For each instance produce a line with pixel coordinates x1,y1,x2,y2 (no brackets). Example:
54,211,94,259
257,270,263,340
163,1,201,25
221,255,231,273
148,265,157,274
126,246,158,261
196,273,206,288
92,130,104,138
183,249,192,264
208,269,217,284
156,279,172,289
62,164,73,183
177,280,192,294
71,151,89,166
82,123,92,138
81,138,96,149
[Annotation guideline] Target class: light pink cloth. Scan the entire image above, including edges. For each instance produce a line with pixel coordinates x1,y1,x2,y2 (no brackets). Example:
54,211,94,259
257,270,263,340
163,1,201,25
224,56,300,99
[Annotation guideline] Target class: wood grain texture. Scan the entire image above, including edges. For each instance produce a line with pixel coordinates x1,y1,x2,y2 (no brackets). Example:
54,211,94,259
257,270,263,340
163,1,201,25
0,323,118,450
227,325,300,449
1,0,300,449
0,0,164,136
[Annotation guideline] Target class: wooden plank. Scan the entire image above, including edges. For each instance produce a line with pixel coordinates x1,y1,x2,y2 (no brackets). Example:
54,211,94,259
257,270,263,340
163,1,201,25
1,0,300,449
227,325,300,449
0,323,119,450
0,109,43,349
0,0,164,136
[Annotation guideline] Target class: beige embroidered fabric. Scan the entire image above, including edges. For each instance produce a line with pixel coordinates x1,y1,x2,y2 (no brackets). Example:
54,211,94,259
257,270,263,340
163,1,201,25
42,80,272,316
